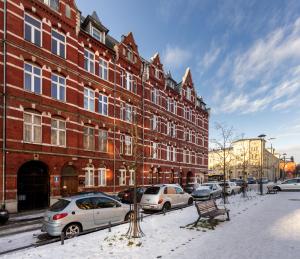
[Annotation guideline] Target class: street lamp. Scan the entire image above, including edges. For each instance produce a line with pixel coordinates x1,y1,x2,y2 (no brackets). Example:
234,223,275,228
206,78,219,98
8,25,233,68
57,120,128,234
268,137,276,181
258,134,266,195
282,153,287,181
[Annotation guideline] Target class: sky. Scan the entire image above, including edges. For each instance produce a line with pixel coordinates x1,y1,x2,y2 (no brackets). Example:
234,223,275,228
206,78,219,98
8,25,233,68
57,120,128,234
76,0,300,163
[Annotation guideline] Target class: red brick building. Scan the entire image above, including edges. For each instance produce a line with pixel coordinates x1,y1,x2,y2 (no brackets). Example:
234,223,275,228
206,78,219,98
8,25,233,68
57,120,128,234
0,0,209,212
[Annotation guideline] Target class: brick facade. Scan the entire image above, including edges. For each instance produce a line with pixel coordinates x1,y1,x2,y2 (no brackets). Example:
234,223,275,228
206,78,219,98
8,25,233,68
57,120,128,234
0,0,209,212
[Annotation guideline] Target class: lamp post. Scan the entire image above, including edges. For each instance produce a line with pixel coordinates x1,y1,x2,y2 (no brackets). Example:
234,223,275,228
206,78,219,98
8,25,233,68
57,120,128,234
258,134,266,195
268,137,276,181
282,153,287,181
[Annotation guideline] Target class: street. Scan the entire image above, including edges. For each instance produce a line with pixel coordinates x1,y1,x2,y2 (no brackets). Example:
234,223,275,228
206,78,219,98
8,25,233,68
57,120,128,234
1,191,299,259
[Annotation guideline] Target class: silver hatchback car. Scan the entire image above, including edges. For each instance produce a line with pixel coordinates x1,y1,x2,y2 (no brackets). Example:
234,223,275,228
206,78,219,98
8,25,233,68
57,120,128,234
140,184,193,212
42,193,132,238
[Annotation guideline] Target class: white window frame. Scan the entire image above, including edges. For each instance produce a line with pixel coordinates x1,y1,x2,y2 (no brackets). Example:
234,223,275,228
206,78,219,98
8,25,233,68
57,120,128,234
99,58,108,80
92,26,105,43
24,13,42,46
51,74,66,101
167,145,171,161
129,169,135,186
151,114,158,131
151,142,158,159
119,169,126,186
84,87,95,112
51,29,66,58
24,63,42,94
83,126,95,150
98,94,108,116
186,87,192,101
151,88,160,105
84,49,95,74
98,167,106,186
99,129,108,153
23,111,42,143
155,68,159,79
42,0,59,10
51,118,66,146
172,147,176,162
85,166,94,187
124,135,132,156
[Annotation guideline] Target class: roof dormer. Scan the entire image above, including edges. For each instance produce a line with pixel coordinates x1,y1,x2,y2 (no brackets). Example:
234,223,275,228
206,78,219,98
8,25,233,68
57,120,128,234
182,68,196,102
82,11,109,44
119,32,140,64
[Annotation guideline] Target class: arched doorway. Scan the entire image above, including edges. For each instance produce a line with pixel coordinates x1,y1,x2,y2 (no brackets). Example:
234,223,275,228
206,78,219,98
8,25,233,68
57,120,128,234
17,160,49,211
61,165,78,197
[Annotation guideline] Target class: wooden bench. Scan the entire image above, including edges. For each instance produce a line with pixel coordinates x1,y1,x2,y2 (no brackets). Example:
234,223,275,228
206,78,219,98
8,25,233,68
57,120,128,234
194,200,230,228
266,185,278,194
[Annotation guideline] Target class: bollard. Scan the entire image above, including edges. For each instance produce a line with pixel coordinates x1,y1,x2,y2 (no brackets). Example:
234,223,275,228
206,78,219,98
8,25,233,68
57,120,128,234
141,213,143,222
61,232,64,245
108,221,111,232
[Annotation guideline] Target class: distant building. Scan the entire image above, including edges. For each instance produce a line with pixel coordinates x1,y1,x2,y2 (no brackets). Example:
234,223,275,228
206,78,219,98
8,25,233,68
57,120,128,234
208,138,280,181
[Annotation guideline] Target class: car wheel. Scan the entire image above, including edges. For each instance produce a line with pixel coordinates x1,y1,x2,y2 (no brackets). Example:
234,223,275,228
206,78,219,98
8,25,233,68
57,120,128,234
162,202,171,213
64,223,81,239
125,211,134,221
188,198,193,205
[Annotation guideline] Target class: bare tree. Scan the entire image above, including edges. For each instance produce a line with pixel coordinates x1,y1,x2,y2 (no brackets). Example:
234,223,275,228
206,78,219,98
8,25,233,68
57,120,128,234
210,122,236,204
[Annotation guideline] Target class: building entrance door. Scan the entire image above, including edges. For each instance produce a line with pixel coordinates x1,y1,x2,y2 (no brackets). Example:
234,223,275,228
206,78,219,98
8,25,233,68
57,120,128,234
61,165,78,196
17,161,49,211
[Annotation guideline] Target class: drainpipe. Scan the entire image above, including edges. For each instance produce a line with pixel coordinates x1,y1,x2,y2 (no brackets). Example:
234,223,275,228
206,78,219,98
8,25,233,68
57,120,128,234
113,56,116,193
141,62,145,186
2,0,7,209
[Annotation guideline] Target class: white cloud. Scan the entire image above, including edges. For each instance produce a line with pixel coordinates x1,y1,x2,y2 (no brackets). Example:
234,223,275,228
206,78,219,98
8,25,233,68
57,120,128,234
199,47,221,71
232,18,300,87
162,45,192,70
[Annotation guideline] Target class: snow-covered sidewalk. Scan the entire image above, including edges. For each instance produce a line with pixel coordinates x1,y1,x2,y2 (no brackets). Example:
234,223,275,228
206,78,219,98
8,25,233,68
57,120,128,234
2,192,300,259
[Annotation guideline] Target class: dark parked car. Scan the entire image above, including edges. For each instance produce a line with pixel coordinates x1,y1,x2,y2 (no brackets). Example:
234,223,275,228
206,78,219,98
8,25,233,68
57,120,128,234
184,183,201,194
247,178,257,184
235,179,246,187
257,178,269,184
118,187,146,204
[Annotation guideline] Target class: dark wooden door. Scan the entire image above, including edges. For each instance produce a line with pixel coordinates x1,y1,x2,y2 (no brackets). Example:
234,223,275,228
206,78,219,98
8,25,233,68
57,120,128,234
61,176,78,196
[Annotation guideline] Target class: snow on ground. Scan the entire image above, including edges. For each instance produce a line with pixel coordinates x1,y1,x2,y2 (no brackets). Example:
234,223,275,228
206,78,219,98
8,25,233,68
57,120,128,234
2,191,300,259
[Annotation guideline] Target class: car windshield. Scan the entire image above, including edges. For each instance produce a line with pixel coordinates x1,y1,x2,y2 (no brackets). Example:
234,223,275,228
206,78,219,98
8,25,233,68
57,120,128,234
201,184,213,189
144,186,161,195
194,189,210,194
49,199,70,212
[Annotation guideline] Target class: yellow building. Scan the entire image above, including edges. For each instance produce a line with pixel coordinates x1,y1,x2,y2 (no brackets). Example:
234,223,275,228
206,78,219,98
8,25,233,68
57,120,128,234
209,138,280,181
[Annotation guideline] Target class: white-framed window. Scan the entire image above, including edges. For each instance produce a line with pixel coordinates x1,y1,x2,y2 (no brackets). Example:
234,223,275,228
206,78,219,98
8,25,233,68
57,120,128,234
51,74,65,101
99,129,108,152
120,103,133,123
129,169,134,186
41,0,59,10
92,26,105,43
85,165,94,187
84,49,95,73
99,58,108,80
186,87,192,101
65,4,71,18
127,47,133,62
98,94,108,116
151,142,159,159
151,88,160,105
84,87,95,112
51,118,66,146
155,68,159,79
167,97,175,113
151,114,158,131
24,14,41,46
167,121,176,137
51,30,65,58
125,72,136,93
98,167,106,186
172,147,176,162
24,111,42,143
119,169,126,186
24,63,41,94
125,135,132,155
173,101,177,115
83,126,95,150
167,145,171,161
